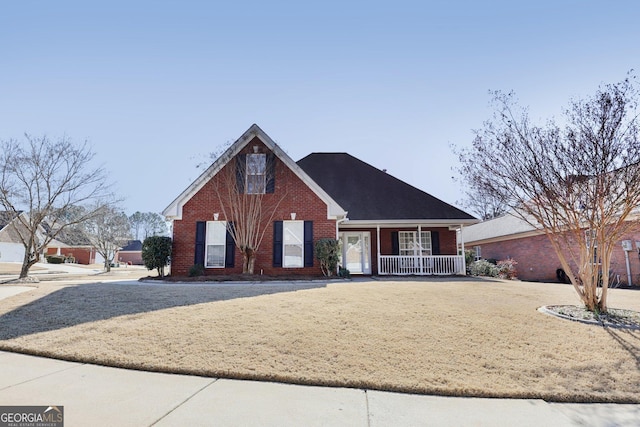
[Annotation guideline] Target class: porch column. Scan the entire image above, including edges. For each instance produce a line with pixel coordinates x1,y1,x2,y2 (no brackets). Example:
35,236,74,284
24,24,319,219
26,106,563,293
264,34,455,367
376,224,381,275
459,224,466,275
418,225,423,275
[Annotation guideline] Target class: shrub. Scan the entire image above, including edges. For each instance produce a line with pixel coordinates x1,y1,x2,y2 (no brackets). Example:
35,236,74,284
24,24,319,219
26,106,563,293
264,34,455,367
142,236,172,278
315,238,340,276
189,264,204,277
464,249,475,273
497,258,518,279
469,259,499,277
46,255,65,264
338,266,351,279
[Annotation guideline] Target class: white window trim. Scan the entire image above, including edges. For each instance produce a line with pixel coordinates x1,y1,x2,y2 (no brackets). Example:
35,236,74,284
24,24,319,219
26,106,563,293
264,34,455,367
205,221,226,268
474,246,482,261
399,231,432,256
283,220,304,268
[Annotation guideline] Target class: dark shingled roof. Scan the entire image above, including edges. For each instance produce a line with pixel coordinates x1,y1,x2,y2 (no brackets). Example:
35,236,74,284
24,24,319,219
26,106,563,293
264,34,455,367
297,153,476,221
120,240,142,251
0,211,19,230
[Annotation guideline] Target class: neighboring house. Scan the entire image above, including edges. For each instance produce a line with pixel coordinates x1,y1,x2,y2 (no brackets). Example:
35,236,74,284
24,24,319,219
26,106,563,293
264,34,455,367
117,240,143,265
163,124,478,277
463,212,640,285
0,211,26,263
44,226,103,265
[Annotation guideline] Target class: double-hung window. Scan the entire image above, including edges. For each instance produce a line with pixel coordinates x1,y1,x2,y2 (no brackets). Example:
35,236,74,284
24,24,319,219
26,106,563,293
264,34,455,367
206,221,227,268
283,220,304,267
246,153,266,194
398,231,432,256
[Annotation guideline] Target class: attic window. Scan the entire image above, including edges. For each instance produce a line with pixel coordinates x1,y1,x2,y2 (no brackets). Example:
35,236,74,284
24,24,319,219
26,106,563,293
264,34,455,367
246,153,266,194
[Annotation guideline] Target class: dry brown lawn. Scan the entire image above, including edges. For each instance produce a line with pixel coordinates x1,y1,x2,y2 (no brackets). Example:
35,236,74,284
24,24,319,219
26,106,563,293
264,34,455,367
0,277,639,403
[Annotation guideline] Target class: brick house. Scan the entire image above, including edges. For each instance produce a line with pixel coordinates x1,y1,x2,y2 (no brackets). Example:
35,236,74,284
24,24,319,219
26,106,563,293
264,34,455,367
163,124,477,277
116,240,143,265
463,212,640,285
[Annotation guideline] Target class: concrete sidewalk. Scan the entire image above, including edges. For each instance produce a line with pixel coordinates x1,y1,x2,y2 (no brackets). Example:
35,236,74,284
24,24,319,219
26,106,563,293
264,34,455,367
1,351,638,426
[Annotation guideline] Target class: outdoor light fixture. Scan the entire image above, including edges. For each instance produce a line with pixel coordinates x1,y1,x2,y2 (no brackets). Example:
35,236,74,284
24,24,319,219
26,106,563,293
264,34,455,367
253,145,259,153
290,213,296,220
214,213,219,221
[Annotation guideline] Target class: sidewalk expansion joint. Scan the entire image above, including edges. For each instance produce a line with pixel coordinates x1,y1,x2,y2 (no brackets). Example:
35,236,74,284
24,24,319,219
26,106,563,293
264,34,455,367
148,378,219,426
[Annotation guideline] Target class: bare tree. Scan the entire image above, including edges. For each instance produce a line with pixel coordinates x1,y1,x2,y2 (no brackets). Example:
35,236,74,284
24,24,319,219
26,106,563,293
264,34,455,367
456,75,640,312
210,150,288,274
129,211,145,240
0,135,113,279
83,205,132,272
129,211,168,240
457,188,509,220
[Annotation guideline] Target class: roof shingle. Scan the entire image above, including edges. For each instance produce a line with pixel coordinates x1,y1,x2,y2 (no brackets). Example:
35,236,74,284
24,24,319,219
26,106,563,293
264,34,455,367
297,153,475,221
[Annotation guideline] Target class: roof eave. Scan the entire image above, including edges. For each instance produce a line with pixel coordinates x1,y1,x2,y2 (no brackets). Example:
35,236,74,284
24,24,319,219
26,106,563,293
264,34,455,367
339,218,479,228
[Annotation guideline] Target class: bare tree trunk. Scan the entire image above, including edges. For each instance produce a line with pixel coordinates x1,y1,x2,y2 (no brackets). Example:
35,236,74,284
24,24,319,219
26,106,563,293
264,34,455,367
242,248,255,274
19,249,38,279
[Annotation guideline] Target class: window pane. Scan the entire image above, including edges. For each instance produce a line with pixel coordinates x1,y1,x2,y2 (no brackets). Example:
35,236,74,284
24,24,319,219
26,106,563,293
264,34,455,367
284,244,303,267
246,153,266,174
206,221,226,268
283,221,304,267
207,245,225,267
247,174,265,194
246,154,266,194
399,231,414,256
419,231,432,255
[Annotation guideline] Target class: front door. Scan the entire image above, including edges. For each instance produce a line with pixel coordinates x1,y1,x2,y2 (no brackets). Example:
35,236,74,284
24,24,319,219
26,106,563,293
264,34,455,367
340,232,371,274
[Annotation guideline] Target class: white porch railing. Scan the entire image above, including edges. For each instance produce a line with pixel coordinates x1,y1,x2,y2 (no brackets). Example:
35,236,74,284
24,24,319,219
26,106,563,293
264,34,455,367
378,255,465,275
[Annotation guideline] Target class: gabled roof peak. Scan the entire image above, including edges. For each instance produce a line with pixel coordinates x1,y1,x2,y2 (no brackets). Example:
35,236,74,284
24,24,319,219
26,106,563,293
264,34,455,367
162,125,346,220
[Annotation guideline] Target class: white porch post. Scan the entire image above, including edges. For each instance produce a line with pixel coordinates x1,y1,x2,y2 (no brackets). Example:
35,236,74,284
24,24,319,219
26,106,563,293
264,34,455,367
459,224,466,275
418,225,423,275
376,224,381,275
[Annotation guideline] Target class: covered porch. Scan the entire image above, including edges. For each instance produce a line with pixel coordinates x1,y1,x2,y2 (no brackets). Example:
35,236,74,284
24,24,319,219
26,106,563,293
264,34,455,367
337,220,474,276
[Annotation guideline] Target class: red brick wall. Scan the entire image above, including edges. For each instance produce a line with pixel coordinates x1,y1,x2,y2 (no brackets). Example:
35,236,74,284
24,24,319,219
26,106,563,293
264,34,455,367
46,247,95,264
171,138,336,276
118,252,143,265
475,231,640,285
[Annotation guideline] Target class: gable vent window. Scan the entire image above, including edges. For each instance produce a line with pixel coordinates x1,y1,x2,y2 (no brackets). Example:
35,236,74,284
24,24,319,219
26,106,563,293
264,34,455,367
246,153,266,194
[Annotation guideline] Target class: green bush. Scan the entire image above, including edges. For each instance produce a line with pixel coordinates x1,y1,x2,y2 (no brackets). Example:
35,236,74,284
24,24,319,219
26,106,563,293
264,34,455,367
469,259,499,277
46,255,65,264
142,236,172,278
464,249,475,273
338,266,351,279
189,264,204,277
315,238,340,276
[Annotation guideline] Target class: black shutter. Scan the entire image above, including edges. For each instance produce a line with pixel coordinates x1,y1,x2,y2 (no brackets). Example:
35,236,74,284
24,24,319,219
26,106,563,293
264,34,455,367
266,153,275,193
391,231,399,255
195,221,206,266
304,221,313,267
273,221,283,267
432,231,440,255
236,154,246,193
225,222,235,268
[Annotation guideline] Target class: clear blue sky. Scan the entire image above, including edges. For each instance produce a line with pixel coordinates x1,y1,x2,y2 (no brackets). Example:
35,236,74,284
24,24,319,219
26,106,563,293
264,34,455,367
1,1,638,217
